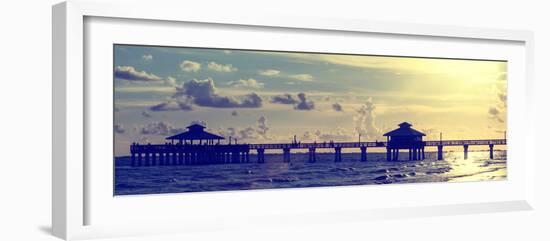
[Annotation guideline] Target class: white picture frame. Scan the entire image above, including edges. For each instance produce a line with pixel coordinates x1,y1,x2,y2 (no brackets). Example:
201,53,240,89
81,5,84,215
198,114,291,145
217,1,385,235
52,0,535,240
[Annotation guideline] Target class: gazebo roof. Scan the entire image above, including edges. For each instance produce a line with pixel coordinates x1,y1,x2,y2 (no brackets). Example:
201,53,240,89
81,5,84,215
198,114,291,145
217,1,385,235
383,122,426,137
166,123,225,140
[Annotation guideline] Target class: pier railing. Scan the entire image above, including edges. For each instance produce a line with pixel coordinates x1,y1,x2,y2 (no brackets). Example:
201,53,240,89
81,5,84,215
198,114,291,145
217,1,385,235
129,139,506,166
248,139,506,150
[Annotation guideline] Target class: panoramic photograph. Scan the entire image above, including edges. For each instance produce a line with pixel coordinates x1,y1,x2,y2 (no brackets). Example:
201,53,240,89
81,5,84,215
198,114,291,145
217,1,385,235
113,44,507,195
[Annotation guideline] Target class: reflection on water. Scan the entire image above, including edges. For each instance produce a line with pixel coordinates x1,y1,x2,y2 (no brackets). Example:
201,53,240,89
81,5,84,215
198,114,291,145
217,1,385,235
114,150,506,195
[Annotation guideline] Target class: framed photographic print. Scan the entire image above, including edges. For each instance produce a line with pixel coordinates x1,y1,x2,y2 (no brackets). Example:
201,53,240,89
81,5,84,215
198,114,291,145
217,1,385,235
53,0,535,240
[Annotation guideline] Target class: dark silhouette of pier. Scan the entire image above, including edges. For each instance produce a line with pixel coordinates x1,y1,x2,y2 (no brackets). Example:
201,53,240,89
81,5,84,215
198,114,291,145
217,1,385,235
129,122,506,167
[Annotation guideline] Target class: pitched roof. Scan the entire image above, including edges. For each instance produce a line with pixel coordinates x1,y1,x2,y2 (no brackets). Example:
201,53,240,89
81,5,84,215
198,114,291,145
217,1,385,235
165,123,224,140
166,131,224,140
186,123,206,129
383,122,426,137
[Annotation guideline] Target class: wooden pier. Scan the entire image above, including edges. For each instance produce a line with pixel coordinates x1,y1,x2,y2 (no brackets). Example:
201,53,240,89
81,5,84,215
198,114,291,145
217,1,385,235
130,138,506,166
128,122,507,167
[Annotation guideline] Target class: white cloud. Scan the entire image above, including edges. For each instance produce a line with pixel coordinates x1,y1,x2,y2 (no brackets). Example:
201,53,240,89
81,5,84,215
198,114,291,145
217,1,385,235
207,61,238,72
165,76,177,87
289,74,314,81
139,121,185,136
353,97,381,139
180,60,201,72
227,78,265,89
114,66,163,82
258,69,280,76
142,54,153,61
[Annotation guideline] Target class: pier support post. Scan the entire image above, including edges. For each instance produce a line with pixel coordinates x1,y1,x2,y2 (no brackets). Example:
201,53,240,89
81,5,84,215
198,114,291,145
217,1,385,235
489,144,494,159
152,152,157,166
437,146,443,160
184,152,190,165
360,146,367,162
283,148,291,163
412,148,417,160
246,151,250,163
463,145,469,160
308,148,317,163
145,152,151,166
131,152,136,167
232,151,239,163
334,147,342,162
386,147,391,161
136,152,142,166
422,147,425,160
158,152,164,165
257,149,265,163
408,149,412,161
393,149,399,161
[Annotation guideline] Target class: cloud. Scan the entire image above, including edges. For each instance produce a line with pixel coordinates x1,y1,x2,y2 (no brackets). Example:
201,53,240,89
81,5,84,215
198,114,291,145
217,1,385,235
139,121,185,136
149,97,193,112
114,123,125,134
353,97,381,139
332,103,343,112
289,74,314,81
488,78,506,123
165,76,177,87
270,93,315,110
175,78,262,108
218,116,271,142
257,116,269,139
207,61,238,72
141,111,152,118
227,78,265,89
114,66,163,82
142,54,153,61
258,69,280,76
314,128,353,141
488,107,504,123
421,128,440,140
294,93,315,110
271,93,298,104
180,60,201,72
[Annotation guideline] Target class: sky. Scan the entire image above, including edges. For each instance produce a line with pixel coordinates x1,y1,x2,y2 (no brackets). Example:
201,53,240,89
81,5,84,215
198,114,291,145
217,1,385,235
113,44,507,156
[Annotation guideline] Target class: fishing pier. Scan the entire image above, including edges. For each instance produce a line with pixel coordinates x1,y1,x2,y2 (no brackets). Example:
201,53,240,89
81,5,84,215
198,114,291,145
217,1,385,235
129,123,506,166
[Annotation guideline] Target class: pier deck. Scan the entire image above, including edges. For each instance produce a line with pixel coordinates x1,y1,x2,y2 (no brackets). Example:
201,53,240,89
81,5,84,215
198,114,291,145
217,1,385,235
129,139,506,166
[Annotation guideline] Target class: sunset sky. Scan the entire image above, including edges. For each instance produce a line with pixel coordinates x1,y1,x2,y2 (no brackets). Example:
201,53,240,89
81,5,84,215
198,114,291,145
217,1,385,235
113,45,507,156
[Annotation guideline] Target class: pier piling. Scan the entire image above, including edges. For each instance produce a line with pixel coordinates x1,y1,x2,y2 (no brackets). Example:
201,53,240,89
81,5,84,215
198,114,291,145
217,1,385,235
283,148,291,163
360,146,367,162
489,144,494,159
308,148,317,163
437,145,443,160
463,145,469,160
334,147,342,162
257,149,265,163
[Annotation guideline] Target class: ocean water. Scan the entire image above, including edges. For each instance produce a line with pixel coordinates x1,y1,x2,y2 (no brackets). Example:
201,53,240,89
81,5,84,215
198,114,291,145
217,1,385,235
114,150,506,195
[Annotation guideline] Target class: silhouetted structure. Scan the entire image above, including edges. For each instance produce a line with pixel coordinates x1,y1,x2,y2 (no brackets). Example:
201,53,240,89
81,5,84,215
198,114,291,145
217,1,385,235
129,122,506,167
383,122,426,161
166,124,224,145
130,124,249,166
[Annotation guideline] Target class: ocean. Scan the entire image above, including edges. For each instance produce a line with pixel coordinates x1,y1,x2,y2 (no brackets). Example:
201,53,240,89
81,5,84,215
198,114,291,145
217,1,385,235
114,150,506,195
